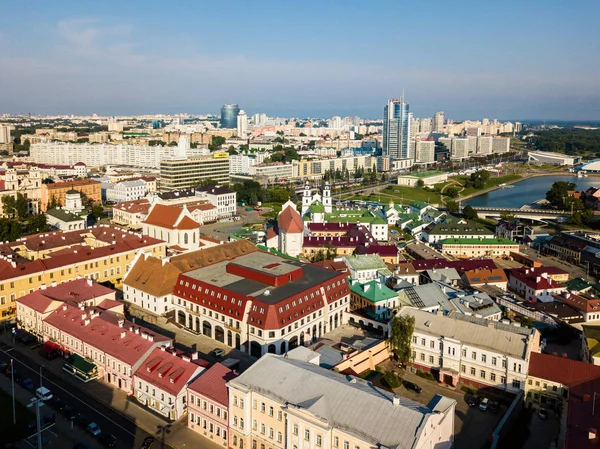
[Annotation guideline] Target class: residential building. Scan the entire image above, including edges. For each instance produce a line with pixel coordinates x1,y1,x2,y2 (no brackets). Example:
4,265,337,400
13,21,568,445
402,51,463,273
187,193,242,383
508,267,566,301
421,268,461,286
398,283,454,314
123,240,258,316
112,199,152,229
105,179,147,203
383,97,411,159
227,354,456,449
343,254,392,282
397,170,448,187
0,225,166,322
409,258,497,274
16,279,116,338
557,291,600,322
462,268,508,290
41,179,102,211
402,307,541,392
433,112,445,132
45,207,86,232
495,220,527,241
478,136,493,155
423,219,495,244
160,155,230,190
187,363,237,447
237,110,248,138
412,139,436,163
171,249,350,357
43,303,172,392
195,185,237,218
582,325,600,365
142,203,201,252
439,238,519,259
451,137,469,159
133,347,205,420
492,136,510,154
349,278,398,321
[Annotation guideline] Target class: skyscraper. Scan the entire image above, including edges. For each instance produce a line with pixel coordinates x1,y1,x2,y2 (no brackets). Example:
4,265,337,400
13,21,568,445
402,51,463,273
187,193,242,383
433,112,445,132
383,97,411,159
237,110,248,138
220,104,240,129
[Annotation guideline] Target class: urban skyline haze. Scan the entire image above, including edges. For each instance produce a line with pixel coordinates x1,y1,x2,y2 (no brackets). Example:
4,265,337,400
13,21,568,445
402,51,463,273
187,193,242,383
1,0,599,120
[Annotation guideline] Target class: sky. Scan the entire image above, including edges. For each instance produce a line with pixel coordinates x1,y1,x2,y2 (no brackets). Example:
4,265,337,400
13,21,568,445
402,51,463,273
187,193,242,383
1,1,599,120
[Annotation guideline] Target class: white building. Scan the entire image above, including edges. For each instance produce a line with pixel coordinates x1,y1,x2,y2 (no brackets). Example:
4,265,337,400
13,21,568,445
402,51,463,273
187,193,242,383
142,203,201,252
195,185,237,218
451,137,469,159
412,139,436,163
248,162,294,180
343,254,391,282
478,136,493,155
492,137,510,154
105,179,147,203
237,110,248,138
401,307,541,392
45,190,86,231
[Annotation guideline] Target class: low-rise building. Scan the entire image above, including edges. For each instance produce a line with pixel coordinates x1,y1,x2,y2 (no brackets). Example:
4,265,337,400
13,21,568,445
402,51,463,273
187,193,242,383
508,267,566,301
227,354,456,449
41,179,102,211
342,254,392,282
112,199,151,229
397,170,448,187
133,347,205,420
402,307,541,392
187,362,237,447
462,268,508,291
105,179,147,203
439,238,519,259
582,325,600,365
423,219,495,244
554,291,600,322
195,185,237,218
349,278,398,321
142,203,201,252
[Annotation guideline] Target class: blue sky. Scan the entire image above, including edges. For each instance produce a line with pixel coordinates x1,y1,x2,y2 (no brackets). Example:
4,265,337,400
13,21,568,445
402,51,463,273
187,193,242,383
1,1,599,120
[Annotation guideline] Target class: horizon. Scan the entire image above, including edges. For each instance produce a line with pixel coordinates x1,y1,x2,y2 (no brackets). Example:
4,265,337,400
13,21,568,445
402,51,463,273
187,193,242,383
1,1,599,120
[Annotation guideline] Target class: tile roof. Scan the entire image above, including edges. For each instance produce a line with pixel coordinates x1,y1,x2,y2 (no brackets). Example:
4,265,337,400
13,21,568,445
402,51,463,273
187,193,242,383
462,268,508,285
278,206,303,233
142,204,199,230
187,362,237,406
45,179,101,190
440,237,517,245
113,199,151,214
528,352,600,387
17,292,57,313
44,303,171,366
134,347,204,396
509,267,565,291
410,258,497,273
350,279,397,303
565,377,600,449
555,292,600,314
228,354,455,449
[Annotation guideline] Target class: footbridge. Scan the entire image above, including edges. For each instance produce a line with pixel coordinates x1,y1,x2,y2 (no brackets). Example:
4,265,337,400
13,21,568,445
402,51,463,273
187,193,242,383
472,207,569,221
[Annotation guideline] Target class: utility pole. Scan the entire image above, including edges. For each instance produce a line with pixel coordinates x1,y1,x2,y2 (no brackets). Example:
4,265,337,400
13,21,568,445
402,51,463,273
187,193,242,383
39,365,43,388
11,359,16,425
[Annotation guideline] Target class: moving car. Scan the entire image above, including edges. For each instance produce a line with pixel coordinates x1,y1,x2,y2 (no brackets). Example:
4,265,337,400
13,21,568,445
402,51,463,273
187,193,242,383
539,408,548,420
36,386,53,401
403,380,422,393
87,422,101,436
20,378,35,390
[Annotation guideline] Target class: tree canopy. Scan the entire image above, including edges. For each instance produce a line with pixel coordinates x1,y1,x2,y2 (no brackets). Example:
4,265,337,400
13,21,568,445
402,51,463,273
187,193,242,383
462,205,478,220
546,181,576,209
388,314,416,366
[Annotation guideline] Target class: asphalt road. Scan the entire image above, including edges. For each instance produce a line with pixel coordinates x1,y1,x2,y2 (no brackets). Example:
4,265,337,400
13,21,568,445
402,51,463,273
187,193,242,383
0,338,156,449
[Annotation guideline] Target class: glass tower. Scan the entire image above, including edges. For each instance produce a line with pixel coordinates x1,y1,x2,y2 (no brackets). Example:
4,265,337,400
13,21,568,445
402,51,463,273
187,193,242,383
220,104,241,129
383,97,411,159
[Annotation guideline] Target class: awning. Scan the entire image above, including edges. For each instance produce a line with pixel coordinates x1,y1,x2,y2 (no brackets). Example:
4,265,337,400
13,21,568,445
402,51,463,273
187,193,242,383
39,341,60,356
63,353,98,382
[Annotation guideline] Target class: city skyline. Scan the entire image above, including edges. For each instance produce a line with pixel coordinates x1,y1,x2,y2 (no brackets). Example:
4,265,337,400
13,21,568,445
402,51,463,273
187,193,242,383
0,1,599,119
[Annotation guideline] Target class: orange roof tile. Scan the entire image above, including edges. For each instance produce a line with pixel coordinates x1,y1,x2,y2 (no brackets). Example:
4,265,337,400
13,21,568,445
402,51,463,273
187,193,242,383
278,206,303,233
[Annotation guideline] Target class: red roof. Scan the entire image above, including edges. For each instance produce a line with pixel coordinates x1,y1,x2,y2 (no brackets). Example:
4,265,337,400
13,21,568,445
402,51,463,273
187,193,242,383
529,352,600,387
45,179,100,190
307,222,353,232
410,258,497,273
266,227,278,241
143,204,199,230
278,206,303,233
17,292,57,313
188,362,237,406
555,292,600,314
134,347,204,396
113,199,151,214
44,304,171,366
566,377,600,449
509,267,564,291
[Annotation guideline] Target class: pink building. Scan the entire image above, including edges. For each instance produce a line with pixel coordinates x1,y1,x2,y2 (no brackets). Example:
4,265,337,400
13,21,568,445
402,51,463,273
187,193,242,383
42,303,172,392
187,363,237,447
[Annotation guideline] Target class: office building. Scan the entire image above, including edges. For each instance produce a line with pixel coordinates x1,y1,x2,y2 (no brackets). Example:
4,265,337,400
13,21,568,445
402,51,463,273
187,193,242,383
227,354,456,449
0,125,12,144
221,104,240,129
412,139,436,163
237,110,248,138
383,97,411,159
160,155,230,190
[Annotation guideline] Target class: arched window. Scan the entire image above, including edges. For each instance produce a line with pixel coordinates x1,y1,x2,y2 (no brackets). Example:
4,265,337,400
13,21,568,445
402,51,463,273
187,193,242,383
184,233,189,245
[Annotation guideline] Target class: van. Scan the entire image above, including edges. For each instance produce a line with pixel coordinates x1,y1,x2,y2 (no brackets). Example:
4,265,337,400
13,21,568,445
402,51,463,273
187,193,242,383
479,398,489,412
36,386,53,402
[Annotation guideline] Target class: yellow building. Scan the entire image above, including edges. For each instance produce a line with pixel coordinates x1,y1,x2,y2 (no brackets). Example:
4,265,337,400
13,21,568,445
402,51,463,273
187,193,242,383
0,225,166,322
227,353,456,449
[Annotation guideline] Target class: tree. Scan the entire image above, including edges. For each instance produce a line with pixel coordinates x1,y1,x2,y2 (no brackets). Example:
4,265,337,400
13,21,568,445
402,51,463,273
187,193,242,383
2,195,16,219
462,205,478,220
92,204,104,219
417,179,425,188
546,181,576,209
500,210,517,221
26,214,49,234
227,146,238,155
15,193,28,221
388,314,416,366
445,186,459,198
446,200,459,213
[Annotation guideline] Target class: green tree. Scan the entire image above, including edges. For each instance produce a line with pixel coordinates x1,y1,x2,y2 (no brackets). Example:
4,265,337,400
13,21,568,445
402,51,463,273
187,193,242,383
462,205,478,220
445,186,459,198
15,193,28,221
546,181,576,209
446,200,459,213
26,214,49,234
92,204,104,218
500,210,517,221
417,179,425,188
2,196,16,219
388,314,416,366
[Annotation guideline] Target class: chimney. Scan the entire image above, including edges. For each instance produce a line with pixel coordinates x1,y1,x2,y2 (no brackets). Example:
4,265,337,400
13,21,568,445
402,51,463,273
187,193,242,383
536,276,541,283
191,352,199,360
134,328,140,334
148,334,154,342
84,319,90,326
87,279,93,286
160,346,166,351
118,319,124,327
392,395,400,406
62,304,67,311
81,313,87,320
120,331,126,339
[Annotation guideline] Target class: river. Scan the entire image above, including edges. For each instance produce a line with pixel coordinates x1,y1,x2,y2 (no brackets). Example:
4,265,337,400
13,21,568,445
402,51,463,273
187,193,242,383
465,175,598,208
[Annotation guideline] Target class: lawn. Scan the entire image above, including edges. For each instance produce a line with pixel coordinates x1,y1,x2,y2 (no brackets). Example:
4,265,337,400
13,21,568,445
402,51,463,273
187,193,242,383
367,186,444,205
0,389,34,444
456,173,522,197
260,202,284,219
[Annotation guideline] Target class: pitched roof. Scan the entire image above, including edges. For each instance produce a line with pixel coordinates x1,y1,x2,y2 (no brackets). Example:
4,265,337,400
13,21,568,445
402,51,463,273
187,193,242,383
350,279,397,303
134,347,204,396
440,238,517,245
278,205,303,233
45,179,100,190
143,204,199,230
228,354,454,449
463,268,508,285
528,352,600,387
509,267,565,291
46,208,86,223
188,362,237,406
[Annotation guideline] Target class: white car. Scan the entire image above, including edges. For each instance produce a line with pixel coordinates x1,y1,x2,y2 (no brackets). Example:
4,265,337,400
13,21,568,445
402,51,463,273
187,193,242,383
87,422,101,436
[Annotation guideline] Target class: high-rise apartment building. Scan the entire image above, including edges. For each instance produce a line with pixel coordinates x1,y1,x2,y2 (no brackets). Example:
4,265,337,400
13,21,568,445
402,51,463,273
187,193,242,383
412,139,436,164
160,155,230,190
478,136,493,155
220,104,240,129
383,97,411,159
237,110,248,138
451,137,469,159
433,112,445,132
0,125,12,144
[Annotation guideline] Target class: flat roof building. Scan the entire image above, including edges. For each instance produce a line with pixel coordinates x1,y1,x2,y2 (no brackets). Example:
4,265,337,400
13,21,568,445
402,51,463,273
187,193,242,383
160,155,230,190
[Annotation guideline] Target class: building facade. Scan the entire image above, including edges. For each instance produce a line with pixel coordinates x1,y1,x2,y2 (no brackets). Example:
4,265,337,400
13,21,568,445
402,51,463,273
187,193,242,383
160,155,230,190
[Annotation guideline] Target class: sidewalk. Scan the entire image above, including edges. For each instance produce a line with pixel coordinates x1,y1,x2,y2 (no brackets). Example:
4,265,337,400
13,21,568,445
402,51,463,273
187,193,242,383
1,333,222,449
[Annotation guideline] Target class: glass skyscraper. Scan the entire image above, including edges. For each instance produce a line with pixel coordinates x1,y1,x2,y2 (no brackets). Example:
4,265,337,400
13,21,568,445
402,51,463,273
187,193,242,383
383,97,411,159
220,104,241,129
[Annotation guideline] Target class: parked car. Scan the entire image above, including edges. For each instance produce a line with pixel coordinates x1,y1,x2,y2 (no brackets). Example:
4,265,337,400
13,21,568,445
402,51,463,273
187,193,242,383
98,433,117,448
479,398,490,412
20,378,35,390
87,422,101,436
15,330,37,345
403,380,422,393
141,436,155,448
211,348,225,357
467,395,481,407
42,412,56,425
489,401,499,414
74,414,91,428
539,408,548,420
36,386,53,401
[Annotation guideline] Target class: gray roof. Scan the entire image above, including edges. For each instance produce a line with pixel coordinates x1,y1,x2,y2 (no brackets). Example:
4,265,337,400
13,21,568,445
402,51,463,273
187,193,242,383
400,307,535,359
314,345,344,369
402,283,453,313
425,268,461,283
228,354,454,448
426,220,494,236
45,208,86,223
343,254,387,271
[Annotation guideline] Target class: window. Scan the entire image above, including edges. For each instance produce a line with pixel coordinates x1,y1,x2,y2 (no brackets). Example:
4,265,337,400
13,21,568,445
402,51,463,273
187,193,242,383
277,410,282,421
233,416,238,427
480,370,486,379
501,376,506,384
430,341,435,348
333,437,339,448
491,373,496,382
293,424,298,436
461,365,466,373
253,400,257,409
429,355,434,364
260,423,265,435
252,420,257,430
344,442,349,449
413,336,417,344
471,351,476,360
421,338,425,346
481,354,487,363
462,348,467,357
553,385,558,392
305,429,310,441
502,359,507,368
277,432,283,443
470,367,476,375
239,399,244,408
316,435,322,447
239,418,244,429
260,402,265,413
268,406,274,417
512,379,521,389
420,353,425,361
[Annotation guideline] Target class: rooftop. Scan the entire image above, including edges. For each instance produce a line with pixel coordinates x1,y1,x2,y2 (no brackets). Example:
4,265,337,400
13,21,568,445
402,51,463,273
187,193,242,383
46,208,86,223
343,254,388,271
188,362,237,406
349,279,397,303
528,352,600,387
228,354,455,448
440,238,518,245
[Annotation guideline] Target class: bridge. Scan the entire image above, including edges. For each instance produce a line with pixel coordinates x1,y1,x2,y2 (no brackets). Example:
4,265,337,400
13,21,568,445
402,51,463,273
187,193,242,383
472,207,569,221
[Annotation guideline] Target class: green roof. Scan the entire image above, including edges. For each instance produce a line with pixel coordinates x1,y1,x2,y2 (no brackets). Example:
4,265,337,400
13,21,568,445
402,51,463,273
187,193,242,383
256,245,299,260
403,170,445,179
397,213,419,223
427,221,494,236
440,238,517,245
309,201,325,214
350,279,397,303
46,208,86,222
326,209,387,225
410,200,430,210
564,277,600,293
344,254,387,271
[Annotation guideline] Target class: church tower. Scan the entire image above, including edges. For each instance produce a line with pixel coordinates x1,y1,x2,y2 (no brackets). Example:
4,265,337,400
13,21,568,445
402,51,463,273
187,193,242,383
323,181,332,213
301,182,312,216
